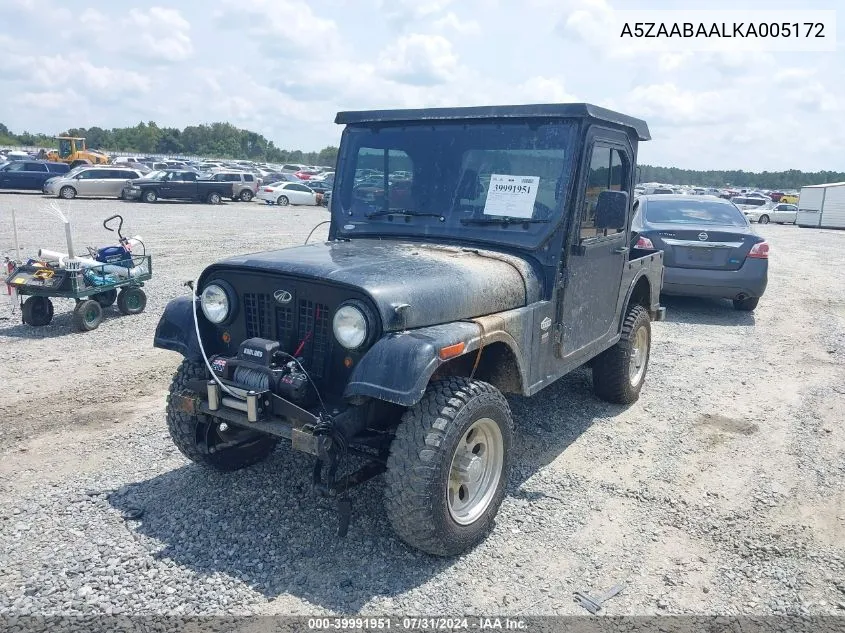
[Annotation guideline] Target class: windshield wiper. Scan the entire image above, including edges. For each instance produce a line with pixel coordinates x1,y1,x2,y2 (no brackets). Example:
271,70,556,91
460,216,549,226
366,209,445,221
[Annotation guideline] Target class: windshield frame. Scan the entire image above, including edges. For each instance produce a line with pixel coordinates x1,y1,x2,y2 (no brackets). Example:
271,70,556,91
331,119,580,251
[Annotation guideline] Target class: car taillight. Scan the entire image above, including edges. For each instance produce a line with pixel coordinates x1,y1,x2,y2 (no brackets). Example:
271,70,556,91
635,235,654,249
264,188,273,192
748,241,769,259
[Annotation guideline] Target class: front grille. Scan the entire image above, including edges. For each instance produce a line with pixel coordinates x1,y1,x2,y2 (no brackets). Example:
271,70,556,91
297,301,330,377
241,293,332,378
207,272,370,395
243,293,273,339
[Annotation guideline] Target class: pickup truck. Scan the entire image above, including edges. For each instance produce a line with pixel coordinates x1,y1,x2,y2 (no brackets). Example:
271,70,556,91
0,160,70,190
153,103,665,557
123,170,233,204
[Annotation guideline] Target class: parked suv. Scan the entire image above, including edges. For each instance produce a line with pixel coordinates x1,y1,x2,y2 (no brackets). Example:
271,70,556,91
202,171,259,201
154,102,666,557
44,166,145,199
0,160,70,190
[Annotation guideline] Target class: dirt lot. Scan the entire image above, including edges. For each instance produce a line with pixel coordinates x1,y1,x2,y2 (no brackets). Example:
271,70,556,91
0,192,843,617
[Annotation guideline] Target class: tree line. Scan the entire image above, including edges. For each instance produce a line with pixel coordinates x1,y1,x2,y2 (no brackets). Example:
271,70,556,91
1,121,843,188
637,165,845,191
0,121,338,166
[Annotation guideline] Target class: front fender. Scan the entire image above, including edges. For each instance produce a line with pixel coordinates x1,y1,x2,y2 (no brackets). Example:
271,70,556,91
153,295,203,361
343,318,526,407
343,322,480,407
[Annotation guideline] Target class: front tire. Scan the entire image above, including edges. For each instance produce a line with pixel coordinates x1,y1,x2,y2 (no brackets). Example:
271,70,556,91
59,186,76,200
758,214,770,224
384,378,513,557
73,299,103,331
207,192,222,204
142,189,158,203
592,304,651,404
167,360,279,471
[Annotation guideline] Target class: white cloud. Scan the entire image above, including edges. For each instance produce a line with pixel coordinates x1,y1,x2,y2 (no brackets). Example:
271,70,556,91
377,34,459,86
380,0,454,25
513,77,577,103
0,0,843,172
214,0,339,58
433,12,481,35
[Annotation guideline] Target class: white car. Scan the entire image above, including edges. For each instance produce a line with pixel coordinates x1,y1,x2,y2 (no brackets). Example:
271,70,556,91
744,203,798,225
256,181,318,206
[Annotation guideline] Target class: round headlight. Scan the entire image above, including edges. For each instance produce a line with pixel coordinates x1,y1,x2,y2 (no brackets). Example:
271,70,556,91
333,304,367,349
200,283,230,324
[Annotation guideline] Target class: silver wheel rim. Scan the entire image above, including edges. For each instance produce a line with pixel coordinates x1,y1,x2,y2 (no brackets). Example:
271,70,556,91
278,196,288,206
62,188,74,199
447,417,503,526
629,325,649,386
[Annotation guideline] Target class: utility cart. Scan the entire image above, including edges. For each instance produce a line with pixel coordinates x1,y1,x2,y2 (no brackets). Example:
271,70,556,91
5,214,152,332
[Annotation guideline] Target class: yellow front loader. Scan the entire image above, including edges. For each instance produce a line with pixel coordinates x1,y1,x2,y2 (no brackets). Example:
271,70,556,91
44,137,110,167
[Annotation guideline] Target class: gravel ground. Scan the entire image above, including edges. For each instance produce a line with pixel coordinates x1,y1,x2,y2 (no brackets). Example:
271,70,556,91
0,192,844,617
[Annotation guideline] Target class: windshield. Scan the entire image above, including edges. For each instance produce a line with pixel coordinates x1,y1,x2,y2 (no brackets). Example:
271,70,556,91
335,121,578,248
645,198,748,227
144,170,167,180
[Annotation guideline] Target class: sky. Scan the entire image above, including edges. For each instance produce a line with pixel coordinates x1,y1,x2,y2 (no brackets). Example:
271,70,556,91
0,0,842,171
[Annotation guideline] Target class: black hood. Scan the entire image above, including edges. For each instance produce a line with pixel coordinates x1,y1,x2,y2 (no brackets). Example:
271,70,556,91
205,239,541,331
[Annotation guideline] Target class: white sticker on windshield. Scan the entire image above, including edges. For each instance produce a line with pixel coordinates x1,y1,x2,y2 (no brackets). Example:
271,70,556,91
483,174,540,218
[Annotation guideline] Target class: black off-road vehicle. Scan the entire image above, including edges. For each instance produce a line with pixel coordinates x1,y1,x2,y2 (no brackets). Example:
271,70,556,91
154,103,666,556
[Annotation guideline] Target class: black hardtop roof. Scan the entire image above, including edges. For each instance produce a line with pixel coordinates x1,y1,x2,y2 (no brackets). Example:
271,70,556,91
335,102,650,141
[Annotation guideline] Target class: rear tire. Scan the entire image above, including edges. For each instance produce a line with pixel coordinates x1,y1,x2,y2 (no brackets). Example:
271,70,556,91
59,186,76,200
733,297,759,311
73,299,103,331
142,189,157,203
207,192,222,204
117,287,146,315
93,289,117,308
384,377,513,557
167,360,279,471
21,296,54,326
592,304,651,404
277,195,289,206
240,190,254,202
758,215,770,224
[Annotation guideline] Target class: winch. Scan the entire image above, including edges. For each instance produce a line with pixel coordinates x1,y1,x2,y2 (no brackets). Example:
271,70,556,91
209,337,316,407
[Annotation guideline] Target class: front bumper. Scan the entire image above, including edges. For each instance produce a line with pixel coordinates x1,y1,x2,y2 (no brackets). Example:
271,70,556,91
662,259,768,300
173,378,326,455
123,187,142,200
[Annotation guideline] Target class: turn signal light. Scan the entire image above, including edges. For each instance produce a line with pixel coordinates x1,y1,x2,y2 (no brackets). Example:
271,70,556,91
439,342,465,360
636,236,655,249
748,241,769,259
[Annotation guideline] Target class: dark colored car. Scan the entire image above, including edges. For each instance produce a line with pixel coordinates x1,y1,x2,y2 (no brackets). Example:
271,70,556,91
154,103,667,557
0,160,70,190
632,195,768,311
123,170,234,204
305,179,332,194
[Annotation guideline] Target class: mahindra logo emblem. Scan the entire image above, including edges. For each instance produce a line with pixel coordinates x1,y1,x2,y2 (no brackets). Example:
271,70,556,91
698,232,708,241
274,290,293,304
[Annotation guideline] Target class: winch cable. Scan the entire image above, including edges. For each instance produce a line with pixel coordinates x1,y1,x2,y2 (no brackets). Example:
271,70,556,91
191,277,246,401
293,305,321,356
304,220,331,245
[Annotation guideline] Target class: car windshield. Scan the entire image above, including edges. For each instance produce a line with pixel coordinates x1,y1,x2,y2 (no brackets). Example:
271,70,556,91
335,120,578,248
645,198,748,226
144,170,167,180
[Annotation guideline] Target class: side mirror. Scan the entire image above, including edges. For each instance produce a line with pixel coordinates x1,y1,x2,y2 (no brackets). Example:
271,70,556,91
595,190,629,230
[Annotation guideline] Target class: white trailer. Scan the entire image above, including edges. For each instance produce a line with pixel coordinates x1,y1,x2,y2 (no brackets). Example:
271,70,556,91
797,182,845,229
